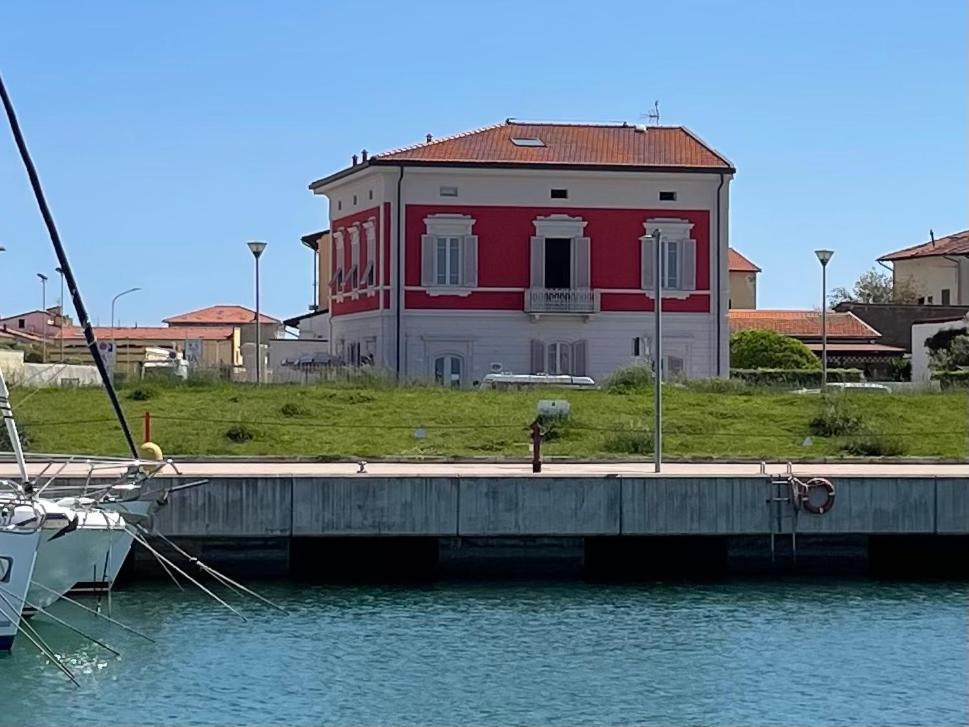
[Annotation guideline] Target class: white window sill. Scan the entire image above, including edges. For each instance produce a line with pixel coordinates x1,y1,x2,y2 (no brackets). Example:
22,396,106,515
643,289,696,300
424,286,474,297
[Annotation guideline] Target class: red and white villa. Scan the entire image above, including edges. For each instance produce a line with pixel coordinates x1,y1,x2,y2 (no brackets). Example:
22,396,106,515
308,120,735,385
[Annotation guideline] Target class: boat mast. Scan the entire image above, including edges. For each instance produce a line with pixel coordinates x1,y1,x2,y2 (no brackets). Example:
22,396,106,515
0,72,138,458
0,367,29,484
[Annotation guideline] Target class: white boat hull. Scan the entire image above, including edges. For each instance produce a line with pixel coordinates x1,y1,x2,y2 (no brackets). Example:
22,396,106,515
0,506,43,651
27,508,127,610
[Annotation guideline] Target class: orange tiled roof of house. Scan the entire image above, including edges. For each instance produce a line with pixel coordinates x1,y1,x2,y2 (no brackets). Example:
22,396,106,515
311,121,733,188
879,229,969,261
58,326,236,341
163,305,279,325
728,248,761,273
728,310,880,339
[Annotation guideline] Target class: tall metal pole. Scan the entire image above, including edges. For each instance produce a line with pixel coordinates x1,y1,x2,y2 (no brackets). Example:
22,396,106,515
110,287,141,378
652,228,663,473
56,267,65,361
821,263,827,390
255,254,261,384
247,241,268,385
37,273,47,363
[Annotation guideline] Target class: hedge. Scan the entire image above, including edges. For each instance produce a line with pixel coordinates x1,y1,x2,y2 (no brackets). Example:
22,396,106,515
932,370,969,389
730,368,863,387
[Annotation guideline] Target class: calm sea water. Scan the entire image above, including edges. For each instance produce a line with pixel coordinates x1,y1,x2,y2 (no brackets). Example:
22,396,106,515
0,580,965,726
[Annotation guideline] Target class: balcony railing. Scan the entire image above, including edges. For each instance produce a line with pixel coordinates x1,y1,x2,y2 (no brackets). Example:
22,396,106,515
525,287,599,314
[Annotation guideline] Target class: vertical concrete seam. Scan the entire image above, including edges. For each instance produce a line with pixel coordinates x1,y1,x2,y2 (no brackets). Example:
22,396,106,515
455,476,461,538
933,475,938,536
289,474,296,538
618,476,623,536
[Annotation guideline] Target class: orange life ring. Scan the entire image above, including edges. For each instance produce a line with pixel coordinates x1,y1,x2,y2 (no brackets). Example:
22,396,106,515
801,477,836,515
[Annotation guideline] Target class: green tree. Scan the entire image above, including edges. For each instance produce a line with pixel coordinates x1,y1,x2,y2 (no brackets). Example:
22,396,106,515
730,330,820,369
829,268,921,305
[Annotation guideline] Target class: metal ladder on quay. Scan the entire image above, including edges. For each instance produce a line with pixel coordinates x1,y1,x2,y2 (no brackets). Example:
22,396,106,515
762,462,801,568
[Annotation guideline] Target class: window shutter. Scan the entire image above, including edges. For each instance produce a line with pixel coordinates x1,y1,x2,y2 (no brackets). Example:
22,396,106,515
367,228,376,272
573,237,591,289
421,235,435,287
530,339,546,373
681,238,697,291
641,238,655,290
463,235,478,288
571,340,588,377
530,236,544,289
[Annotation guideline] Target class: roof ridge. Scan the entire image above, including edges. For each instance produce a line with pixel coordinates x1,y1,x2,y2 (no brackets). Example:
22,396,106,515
374,121,507,159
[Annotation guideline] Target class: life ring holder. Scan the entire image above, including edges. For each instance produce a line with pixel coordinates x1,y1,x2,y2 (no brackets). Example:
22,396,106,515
800,477,836,515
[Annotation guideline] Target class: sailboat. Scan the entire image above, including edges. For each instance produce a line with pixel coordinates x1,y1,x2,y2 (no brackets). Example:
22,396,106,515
0,491,45,650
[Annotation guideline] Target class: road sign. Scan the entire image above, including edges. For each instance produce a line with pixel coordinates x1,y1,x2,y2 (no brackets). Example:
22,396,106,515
97,340,116,367
185,339,202,366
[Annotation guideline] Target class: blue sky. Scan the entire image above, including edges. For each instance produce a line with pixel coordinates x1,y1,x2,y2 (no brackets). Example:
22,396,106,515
0,1,965,325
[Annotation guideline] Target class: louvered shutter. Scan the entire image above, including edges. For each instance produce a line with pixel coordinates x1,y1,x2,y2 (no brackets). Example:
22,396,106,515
463,235,478,288
573,237,591,289
681,238,697,291
571,340,588,377
641,238,655,290
421,235,435,286
530,236,544,289
530,340,546,373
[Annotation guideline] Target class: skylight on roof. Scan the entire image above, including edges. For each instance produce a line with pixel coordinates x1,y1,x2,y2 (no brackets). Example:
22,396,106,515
511,137,545,147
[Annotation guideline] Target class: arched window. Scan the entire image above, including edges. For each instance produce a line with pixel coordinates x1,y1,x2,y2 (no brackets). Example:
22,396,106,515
434,354,463,388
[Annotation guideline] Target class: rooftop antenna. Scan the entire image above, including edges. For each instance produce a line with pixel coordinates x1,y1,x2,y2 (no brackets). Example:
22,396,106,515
645,100,660,126
930,229,936,246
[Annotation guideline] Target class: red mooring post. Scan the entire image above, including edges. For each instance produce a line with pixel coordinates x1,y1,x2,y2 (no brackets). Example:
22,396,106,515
143,410,151,443
530,420,542,473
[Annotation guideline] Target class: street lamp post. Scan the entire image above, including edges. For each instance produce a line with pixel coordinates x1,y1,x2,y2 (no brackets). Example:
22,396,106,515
652,228,664,473
36,273,48,363
814,249,834,390
0,246,5,318
55,266,65,361
247,241,268,384
110,287,142,376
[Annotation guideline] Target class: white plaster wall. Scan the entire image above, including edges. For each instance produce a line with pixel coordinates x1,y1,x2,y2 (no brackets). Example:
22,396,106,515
911,317,969,382
729,271,757,309
894,258,959,303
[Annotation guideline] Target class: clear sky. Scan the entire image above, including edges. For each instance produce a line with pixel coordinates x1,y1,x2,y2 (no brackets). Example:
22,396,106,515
0,1,965,325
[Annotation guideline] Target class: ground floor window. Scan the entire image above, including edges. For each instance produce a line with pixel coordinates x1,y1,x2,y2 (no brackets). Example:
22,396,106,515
546,342,572,375
434,354,463,387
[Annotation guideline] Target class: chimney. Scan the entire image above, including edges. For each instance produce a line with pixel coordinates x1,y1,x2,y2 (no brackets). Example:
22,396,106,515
351,154,358,166
425,133,433,143
361,149,368,162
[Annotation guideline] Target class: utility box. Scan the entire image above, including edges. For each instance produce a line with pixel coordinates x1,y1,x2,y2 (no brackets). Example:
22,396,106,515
537,399,570,423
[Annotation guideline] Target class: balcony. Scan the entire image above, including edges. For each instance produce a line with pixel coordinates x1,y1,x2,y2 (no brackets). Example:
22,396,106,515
525,287,600,316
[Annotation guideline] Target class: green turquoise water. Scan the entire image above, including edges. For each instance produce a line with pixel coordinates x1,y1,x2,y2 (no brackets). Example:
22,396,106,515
1,580,965,726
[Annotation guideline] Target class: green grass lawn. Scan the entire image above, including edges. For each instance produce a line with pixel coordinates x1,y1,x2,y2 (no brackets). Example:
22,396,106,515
7,381,968,460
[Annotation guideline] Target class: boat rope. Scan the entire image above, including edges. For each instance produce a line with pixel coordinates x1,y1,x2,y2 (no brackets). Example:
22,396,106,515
0,589,80,687
28,579,155,643
0,584,120,656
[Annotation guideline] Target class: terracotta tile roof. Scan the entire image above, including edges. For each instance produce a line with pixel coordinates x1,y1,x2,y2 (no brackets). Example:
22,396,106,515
311,121,733,188
58,326,236,341
803,342,905,353
163,305,280,325
879,229,969,261
729,310,881,339
728,248,761,273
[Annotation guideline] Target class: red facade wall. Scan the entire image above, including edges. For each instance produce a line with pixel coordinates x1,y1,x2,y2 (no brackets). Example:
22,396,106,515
403,204,711,312
330,205,382,317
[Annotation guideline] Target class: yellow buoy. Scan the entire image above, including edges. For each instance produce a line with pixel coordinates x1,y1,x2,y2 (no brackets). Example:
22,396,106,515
139,441,164,461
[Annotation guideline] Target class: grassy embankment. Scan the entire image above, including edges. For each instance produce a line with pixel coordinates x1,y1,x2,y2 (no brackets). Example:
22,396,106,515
6,379,967,460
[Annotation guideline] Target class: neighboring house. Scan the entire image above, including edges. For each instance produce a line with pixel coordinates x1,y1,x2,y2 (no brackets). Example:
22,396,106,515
308,119,735,385
728,309,905,378
163,305,283,346
283,309,329,342
0,307,65,339
832,302,969,352
879,229,969,305
728,248,760,309
300,230,332,314
910,314,969,383
56,326,241,374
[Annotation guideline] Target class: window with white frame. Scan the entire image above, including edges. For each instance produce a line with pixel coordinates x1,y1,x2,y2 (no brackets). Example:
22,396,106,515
640,219,697,292
348,226,360,291
547,342,572,375
363,219,376,287
531,339,588,376
330,231,345,292
434,354,463,387
421,214,478,289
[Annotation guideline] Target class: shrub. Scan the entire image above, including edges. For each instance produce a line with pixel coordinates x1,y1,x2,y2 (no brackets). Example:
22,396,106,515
0,421,29,450
841,432,905,457
224,423,255,443
280,402,309,417
730,330,820,370
23,351,43,363
682,377,751,394
808,398,864,437
605,365,654,393
933,370,969,389
603,425,653,454
731,368,863,387
127,386,157,401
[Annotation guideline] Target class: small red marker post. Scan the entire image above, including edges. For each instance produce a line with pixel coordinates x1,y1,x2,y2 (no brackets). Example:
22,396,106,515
143,410,151,443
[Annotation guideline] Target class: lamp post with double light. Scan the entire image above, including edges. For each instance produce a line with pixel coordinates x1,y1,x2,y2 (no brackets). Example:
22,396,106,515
814,249,834,390
247,241,268,384
651,227,664,473
36,273,48,362
111,287,141,377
